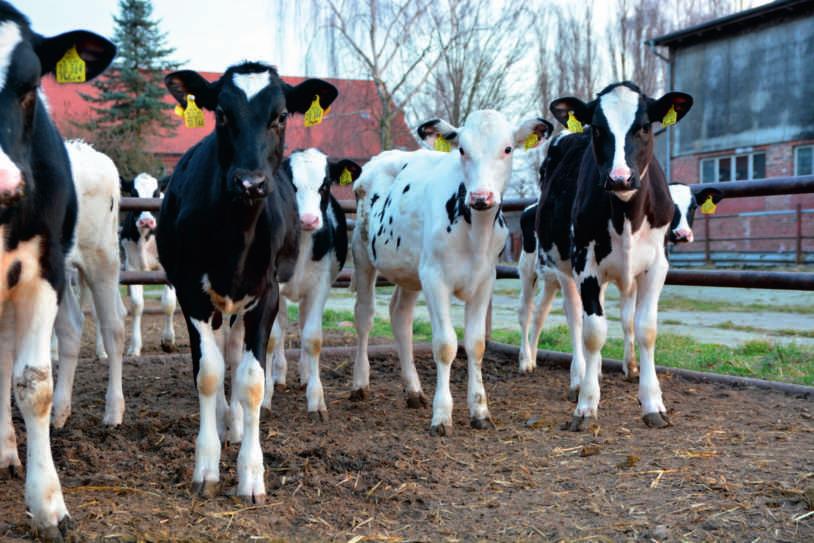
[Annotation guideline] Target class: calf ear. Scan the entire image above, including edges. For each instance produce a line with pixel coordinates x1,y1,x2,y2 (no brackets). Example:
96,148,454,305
328,159,362,184
416,119,459,150
119,176,134,197
165,70,219,110
549,97,594,128
648,92,693,125
35,30,116,81
694,187,723,205
285,79,339,114
514,118,553,149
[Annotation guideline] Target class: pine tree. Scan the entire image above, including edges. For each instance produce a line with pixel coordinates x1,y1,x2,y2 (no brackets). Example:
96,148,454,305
78,0,179,178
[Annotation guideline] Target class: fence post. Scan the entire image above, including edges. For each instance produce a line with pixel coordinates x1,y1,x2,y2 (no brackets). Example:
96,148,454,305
797,203,803,265
704,214,711,265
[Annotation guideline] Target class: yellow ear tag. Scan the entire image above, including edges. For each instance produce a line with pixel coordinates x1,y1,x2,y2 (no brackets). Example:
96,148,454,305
174,104,185,117
304,95,324,127
56,46,86,84
524,133,540,150
434,135,451,152
339,168,353,186
183,95,205,128
566,111,583,134
662,105,677,127
700,195,717,215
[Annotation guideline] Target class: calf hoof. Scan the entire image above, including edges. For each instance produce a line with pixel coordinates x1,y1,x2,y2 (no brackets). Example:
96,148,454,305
563,414,597,432
191,480,221,498
566,387,580,403
36,515,73,543
51,408,71,430
642,412,671,428
239,492,266,505
518,360,536,374
160,341,177,353
349,387,370,402
1,463,23,480
126,347,141,357
624,363,639,382
308,410,328,422
405,391,428,409
429,423,452,437
470,416,496,430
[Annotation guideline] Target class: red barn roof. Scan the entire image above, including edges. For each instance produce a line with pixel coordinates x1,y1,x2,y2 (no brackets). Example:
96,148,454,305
41,71,416,168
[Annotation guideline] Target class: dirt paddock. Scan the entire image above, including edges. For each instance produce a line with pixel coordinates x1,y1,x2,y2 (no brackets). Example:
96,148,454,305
1,313,813,542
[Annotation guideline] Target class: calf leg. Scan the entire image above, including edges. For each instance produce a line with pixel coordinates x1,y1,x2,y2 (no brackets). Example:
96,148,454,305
235,287,279,504
620,283,639,381
88,269,126,426
225,316,246,444
568,274,606,431
423,280,457,436
390,286,425,408
12,280,70,539
0,307,21,477
350,234,377,400
299,286,330,419
465,280,495,429
636,258,669,428
527,273,559,372
127,284,144,356
517,250,538,373
560,275,585,401
187,315,225,497
264,298,285,411
160,286,177,352
51,277,83,429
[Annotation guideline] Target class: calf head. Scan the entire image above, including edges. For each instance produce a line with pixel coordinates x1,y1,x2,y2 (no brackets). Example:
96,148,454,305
417,111,552,210
0,2,115,206
667,184,723,243
550,82,693,201
122,173,161,232
165,64,338,203
287,148,360,232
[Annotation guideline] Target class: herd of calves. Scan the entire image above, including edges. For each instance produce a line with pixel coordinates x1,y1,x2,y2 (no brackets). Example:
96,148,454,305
1,3,729,540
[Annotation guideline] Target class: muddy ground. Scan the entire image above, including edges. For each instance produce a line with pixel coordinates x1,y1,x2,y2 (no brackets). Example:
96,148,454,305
1,310,813,542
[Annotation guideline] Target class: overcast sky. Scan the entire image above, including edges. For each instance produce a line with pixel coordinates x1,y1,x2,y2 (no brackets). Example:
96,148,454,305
25,0,308,74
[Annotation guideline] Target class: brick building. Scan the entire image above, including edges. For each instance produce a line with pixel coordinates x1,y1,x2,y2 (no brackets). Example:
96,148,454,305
648,0,814,264
42,72,416,201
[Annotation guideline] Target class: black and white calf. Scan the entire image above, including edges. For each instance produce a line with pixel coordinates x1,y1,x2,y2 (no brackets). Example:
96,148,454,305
518,182,721,376
0,3,115,538
351,111,552,434
542,81,694,430
266,148,360,418
120,172,176,355
157,62,337,501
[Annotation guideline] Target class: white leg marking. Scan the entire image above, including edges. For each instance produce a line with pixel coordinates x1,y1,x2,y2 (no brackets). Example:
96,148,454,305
0,307,21,473
88,270,126,426
390,287,423,404
235,350,266,500
160,286,177,350
464,280,494,425
51,278,83,429
423,280,456,434
351,235,376,396
300,289,329,416
636,258,669,420
561,276,585,395
191,318,224,489
127,283,144,356
620,283,638,379
225,316,245,444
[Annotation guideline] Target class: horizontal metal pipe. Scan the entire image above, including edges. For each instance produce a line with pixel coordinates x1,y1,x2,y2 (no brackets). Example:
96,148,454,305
120,197,162,212
486,341,814,397
691,175,814,198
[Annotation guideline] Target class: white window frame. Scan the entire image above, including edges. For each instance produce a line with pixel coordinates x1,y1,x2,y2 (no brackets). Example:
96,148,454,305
699,152,766,183
794,145,814,177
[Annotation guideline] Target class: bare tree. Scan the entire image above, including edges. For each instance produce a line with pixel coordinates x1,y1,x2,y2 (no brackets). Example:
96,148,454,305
311,0,447,150
607,0,668,95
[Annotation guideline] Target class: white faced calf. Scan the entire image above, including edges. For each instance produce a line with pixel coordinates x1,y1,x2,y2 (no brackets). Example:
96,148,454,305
266,148,360,419
120,173,176,355
351,111,552,434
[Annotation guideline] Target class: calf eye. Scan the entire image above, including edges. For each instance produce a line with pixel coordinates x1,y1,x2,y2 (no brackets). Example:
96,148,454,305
504,146,512,154
641,124,650,134
459,147,465,156
278,111,288,123
215,107,228,126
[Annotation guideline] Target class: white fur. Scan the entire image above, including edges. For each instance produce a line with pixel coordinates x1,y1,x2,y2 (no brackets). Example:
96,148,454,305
0,21,21,91
351,111,547,431
51,140,126,428
668,184,694,239
289,148,328,229
233,71,270,101
599,86,639,180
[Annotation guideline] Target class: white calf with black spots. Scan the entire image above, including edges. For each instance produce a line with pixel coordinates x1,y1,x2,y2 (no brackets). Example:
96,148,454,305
350,110,552,434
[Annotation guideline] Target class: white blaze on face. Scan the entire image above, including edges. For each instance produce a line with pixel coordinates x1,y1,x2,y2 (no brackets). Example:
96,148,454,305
599,85,640,182
289,149,328,231
133,173,159,229
458,110,514,207
668,184,694,242
233,71,270,101
0,21,22,196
